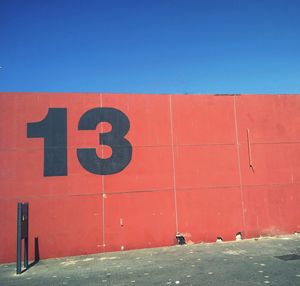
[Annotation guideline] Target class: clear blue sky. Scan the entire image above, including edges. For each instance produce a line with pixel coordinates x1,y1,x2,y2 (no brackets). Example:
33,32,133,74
1,0,300,93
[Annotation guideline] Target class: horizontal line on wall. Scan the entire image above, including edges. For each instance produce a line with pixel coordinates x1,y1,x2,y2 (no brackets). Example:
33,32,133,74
1,182,300,201
3,141,300,152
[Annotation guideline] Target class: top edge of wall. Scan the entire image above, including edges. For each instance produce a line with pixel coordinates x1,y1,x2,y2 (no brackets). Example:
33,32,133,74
0,92,300,97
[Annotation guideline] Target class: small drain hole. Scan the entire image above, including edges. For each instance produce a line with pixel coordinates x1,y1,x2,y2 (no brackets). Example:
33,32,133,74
176,233,186,245
236,232,243,240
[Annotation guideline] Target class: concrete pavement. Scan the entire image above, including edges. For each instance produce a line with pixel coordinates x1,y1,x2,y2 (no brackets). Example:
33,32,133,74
0,234,300,286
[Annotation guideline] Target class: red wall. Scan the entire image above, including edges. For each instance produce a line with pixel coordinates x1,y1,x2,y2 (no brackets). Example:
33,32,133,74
0,93,299,263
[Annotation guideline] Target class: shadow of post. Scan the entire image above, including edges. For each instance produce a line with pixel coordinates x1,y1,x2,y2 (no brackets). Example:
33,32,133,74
21,237,40,273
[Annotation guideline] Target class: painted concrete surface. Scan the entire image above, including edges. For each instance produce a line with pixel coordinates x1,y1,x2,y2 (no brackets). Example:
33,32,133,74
1,234,299,286
1,93,300,263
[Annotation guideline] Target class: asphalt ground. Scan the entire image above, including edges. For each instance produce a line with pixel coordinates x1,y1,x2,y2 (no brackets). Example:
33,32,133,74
0,234,300,286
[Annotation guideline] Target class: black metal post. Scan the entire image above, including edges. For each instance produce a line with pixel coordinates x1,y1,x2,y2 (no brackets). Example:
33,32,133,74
24,237,28,269
16,202,22,274
23,203,29,269
16,202,29,274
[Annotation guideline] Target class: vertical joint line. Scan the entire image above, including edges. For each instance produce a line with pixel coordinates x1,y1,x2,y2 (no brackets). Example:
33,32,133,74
169,95,179,233
100,93,105,248
233,95,247,238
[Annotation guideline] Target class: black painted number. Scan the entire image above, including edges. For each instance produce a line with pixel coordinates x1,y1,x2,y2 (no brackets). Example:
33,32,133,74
27,107,132,176
77,107,132,175
27,108,67,176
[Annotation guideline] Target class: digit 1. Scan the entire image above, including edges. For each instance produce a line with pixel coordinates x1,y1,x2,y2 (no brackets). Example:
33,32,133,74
27,108,67,176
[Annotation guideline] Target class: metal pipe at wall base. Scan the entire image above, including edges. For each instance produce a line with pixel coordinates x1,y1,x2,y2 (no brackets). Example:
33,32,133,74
16,202,29,275
16,203,22,274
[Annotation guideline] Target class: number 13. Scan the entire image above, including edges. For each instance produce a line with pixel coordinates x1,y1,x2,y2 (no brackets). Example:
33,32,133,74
27,108,132,176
